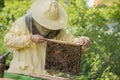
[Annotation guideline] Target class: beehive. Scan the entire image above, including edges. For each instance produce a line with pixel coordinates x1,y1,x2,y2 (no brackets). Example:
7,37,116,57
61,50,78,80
45,39,82,75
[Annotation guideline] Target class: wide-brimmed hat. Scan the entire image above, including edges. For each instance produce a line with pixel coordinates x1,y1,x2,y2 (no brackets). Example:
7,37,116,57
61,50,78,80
30,0,68,30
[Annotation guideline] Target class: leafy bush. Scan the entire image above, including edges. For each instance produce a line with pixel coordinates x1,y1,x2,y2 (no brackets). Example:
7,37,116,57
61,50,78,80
0,0,120,79
63,0,120,79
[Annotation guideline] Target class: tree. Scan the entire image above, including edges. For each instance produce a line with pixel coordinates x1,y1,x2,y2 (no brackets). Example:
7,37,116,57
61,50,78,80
0,0,5,10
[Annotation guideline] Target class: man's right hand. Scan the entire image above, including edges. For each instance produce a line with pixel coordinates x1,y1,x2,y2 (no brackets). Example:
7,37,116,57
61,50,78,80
30,34,46,43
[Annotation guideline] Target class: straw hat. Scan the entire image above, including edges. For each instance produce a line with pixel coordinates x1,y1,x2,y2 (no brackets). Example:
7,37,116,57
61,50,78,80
31,0,68,30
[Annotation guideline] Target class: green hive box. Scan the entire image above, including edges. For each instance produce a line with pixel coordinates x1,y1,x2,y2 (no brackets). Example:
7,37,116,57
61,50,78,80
4,72,45,80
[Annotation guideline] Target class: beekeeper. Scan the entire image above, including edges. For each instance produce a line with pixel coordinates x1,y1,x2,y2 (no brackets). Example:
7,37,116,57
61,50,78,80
4,0,90,75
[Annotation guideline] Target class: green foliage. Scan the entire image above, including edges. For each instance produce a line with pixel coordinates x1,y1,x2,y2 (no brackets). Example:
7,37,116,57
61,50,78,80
0,0,4,9
64,0,120,79
0,0,120,80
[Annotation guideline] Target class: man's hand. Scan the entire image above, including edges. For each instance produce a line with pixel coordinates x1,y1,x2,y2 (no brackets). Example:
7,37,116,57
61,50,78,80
79,36,90,47
30,34,46,43
74,36,90,52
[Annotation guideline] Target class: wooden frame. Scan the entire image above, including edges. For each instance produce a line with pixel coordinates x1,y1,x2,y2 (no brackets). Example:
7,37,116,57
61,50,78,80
45,39,82,75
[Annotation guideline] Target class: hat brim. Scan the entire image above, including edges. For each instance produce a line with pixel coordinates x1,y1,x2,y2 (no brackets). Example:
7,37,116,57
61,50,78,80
30,0,68,30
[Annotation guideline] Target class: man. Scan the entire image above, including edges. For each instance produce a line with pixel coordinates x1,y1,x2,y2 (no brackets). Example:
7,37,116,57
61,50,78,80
4,0,90,75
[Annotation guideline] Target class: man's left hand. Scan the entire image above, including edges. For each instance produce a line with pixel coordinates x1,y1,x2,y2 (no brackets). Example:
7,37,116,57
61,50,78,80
73,36,90,52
